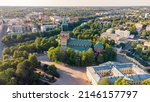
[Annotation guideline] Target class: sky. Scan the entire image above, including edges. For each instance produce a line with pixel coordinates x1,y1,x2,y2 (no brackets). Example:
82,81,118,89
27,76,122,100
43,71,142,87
0,0,150,6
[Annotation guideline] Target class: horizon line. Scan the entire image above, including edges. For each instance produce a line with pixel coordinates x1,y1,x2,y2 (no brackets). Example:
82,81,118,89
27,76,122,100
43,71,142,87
0,5,150,7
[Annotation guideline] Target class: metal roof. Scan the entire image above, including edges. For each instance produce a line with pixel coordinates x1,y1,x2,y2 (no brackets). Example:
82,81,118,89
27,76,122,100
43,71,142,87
68,39,92,46
68,46,91,52
94,42,104,49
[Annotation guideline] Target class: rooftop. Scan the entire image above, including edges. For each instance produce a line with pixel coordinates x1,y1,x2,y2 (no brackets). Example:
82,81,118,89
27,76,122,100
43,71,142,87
87,61,150,84
68,39,92,46
94,42,104,49
128,74,150,81
94,61,133,71
68,45,91,52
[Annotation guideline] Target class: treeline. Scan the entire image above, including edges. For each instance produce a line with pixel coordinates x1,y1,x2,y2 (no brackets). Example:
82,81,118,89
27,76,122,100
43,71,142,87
3,36,58,56
68,16,100,31
0,36,59,85
72,19,111,41
48,47,95,66
0,50,60,85
0,52,40,85
1,28,61,46
98,77,150,85
141,30,150,39
47,41,116,67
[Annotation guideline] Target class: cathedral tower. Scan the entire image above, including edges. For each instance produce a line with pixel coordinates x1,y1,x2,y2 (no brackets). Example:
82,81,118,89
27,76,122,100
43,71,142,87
60,16,69,47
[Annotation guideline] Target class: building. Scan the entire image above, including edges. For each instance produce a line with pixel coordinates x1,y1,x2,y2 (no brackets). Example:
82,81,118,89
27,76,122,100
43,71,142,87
60,17,93,52
101,28,130,44
60,17,104,52
146,25,150,31
144,41,150,49
135,23,143,32
5,18,36,34
7,24,33,34
61,16,69,32
50,16,62,24
115,29,130,38
68,17,78,22
144,41,150,47
0,19,8,37
105,28,114,34
60,32,92,52
94,42,104,53
41,24,57,32
86,61,150,85
145,13,149,19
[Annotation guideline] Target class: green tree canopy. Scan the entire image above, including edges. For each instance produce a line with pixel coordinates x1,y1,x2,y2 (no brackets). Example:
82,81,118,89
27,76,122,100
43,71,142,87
114,78,129,85
98,78,110,85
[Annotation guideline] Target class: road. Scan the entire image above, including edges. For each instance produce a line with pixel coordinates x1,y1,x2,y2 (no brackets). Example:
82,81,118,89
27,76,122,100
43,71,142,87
37,54,90,85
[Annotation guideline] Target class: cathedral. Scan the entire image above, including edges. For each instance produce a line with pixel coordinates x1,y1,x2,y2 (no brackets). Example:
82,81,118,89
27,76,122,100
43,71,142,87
60,16,103,53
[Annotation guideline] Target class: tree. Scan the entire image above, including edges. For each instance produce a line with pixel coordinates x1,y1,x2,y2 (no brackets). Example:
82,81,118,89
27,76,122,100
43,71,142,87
8,77,17,85
129,25,138,36
13,51,29,59
141,30,147,38
16,60,34,84
119,43,126,49
98,78,110,85
97,54,104,64
81,48,95,66
66,48,76,65
136,44,143,53
3,48,10,55
131,41,137,48
2,55,9,61
48,47,63,62
142,78,150,85
103,43,116,61
47,65,60,78
114,78,129,85
28,54,39,68
0,68,15,85
109,40,115,46
85,48,95,65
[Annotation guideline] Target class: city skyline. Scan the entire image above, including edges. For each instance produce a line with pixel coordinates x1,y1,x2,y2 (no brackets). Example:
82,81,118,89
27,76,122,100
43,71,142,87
0,0,150,6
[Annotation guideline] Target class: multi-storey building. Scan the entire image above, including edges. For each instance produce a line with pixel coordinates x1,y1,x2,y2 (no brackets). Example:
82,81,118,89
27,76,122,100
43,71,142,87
60,17,103,52
101,28,130,44
87,61,150,85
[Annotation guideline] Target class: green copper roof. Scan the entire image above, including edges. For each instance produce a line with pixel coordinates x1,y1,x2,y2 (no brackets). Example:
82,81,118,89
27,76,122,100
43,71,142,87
68,46,90,52
94,42,104,49
68,39,92,46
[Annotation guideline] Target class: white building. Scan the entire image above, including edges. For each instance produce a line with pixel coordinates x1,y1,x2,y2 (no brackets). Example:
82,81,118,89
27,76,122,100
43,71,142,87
7,24,33,34
41,25,57,32
115,29,130,38
50,16,62,24
86,62,150,85
135,23,143,32
144,41,150,47
7,25,25,34
101,28,130,44
146,25,150,31
145,13,149,19
32,27,38,33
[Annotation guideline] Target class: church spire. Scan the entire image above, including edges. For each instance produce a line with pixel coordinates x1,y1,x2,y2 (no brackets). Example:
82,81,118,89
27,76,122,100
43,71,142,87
61,16,68,32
